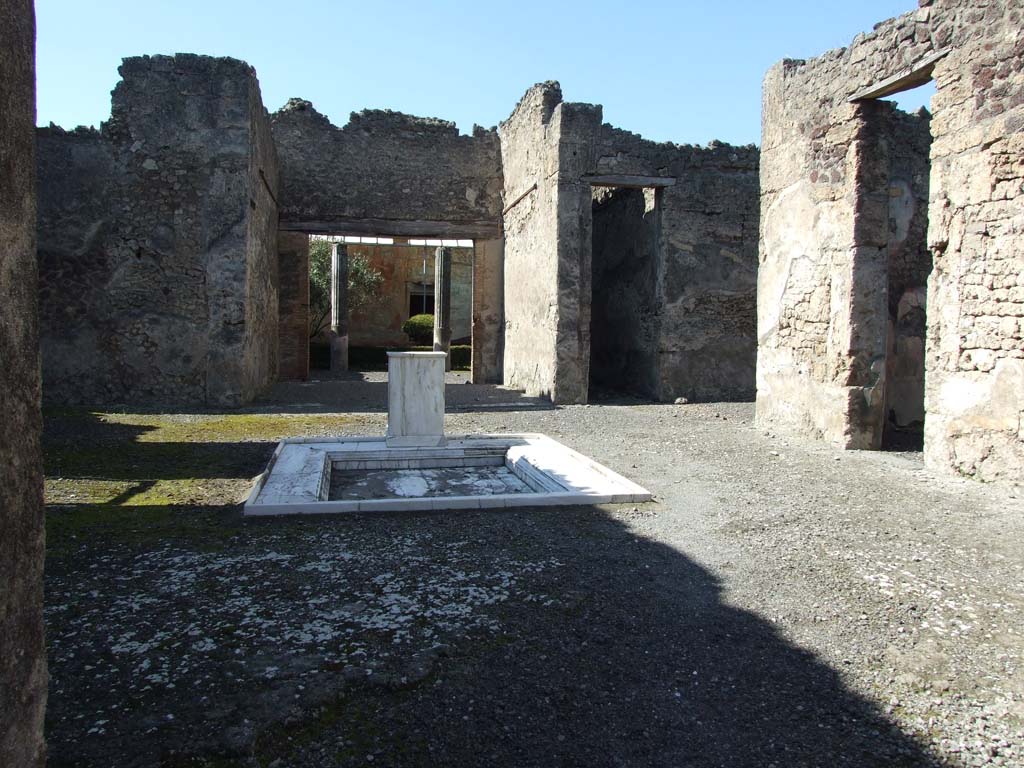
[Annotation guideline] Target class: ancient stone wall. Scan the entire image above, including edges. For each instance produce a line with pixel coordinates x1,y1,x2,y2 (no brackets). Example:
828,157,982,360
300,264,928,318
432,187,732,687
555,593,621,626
271,101,504,237
499,84,563,400
758,0,1023,479
277,232,309,380
243,78,282,393
596,127,760,402
924,0,1023,481
757,8,939,449
501,82,758,404
0,0,47,763
499,82,601,403
37,54,280,406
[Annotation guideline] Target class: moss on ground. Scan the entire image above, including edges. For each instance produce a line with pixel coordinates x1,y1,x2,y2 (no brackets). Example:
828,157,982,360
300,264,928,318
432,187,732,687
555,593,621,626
43,408,359,553
252,689,431,766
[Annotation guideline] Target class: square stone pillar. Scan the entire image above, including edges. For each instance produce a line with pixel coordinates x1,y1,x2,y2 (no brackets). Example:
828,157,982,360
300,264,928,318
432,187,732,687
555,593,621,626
329,242,349,372
386,351,447,447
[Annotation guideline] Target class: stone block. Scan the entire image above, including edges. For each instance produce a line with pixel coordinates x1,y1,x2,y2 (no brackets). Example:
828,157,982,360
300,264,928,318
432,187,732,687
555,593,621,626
386,352,447,447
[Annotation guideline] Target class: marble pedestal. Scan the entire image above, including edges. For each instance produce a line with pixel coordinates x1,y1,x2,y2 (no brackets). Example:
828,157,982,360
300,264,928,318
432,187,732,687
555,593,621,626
386,351,446,447
328,331,348,372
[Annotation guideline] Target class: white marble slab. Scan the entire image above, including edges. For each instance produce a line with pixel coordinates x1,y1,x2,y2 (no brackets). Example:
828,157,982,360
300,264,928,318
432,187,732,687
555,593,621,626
385,352,446,447
244,433,652,516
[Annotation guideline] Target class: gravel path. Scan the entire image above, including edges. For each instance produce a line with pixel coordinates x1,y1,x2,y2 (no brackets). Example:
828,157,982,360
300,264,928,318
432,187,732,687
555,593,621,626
43,377,1024,767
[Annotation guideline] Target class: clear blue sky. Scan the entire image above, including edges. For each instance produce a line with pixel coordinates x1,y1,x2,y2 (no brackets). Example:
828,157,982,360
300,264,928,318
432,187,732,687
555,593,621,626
36,0,934,147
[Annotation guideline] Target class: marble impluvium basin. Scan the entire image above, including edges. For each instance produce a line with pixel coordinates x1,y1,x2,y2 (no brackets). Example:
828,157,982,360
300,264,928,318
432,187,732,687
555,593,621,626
243,434,652,516
244,351,651,516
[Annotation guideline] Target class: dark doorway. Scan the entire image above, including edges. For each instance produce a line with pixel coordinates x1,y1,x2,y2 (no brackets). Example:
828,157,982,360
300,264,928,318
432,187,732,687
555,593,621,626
589,186,661,401
874,93,934,451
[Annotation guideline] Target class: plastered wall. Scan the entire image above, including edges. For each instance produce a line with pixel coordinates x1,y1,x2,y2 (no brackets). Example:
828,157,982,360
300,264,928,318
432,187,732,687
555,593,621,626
758,0,1023,479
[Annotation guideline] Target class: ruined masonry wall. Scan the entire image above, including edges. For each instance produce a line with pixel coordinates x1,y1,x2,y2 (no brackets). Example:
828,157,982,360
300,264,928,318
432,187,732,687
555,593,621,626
270,101,503,232
37,54,280,406
756,7,937,449
925,0,1024,480
0,0,47,763
499,82,601,403
551,98,603,404
597,126,760,402
499,84,563,400
501,82,758,404
758,0,1023,479
244,77,282,393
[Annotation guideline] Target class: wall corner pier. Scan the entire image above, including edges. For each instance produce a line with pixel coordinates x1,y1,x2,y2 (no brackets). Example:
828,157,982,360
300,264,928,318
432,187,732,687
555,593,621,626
37,53,281,407
0,0,48,764
499,82,603,405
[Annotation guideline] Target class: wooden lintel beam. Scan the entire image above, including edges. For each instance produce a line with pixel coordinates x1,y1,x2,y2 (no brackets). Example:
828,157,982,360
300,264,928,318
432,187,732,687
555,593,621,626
583,174,677,188
279,217,502,239
848,48,950,102
502,182,538,216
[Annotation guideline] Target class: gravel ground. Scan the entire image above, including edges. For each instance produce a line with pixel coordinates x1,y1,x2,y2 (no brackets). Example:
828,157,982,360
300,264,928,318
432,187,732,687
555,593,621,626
42,374,1024,767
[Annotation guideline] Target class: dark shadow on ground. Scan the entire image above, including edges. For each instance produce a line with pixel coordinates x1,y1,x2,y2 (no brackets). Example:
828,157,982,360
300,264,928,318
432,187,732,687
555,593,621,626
883,421,925,452
43,501,945,766
258,372,556,415
43,410,277,481
586,382,758,409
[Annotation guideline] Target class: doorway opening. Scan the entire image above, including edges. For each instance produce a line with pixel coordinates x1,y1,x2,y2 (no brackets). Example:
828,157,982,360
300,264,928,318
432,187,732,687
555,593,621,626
858,80,934,451
307,235,474,373
588,183,663,402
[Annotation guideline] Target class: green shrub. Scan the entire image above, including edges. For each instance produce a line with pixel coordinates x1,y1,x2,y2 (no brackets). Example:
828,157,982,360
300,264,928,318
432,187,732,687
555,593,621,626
308,238,383,338
401,314,434,344
409,345,470,370
450,345,471,370
348,343,472,372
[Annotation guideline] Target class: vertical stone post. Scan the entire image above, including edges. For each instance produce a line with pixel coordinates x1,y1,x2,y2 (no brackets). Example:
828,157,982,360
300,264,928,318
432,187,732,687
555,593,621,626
329,241,349,372
433,246,452,371
1,0,47,764
471,238,504,384
845,102,893,450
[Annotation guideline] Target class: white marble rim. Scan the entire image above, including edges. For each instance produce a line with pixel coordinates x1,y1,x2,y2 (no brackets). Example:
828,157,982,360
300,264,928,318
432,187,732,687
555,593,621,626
244,433,652,517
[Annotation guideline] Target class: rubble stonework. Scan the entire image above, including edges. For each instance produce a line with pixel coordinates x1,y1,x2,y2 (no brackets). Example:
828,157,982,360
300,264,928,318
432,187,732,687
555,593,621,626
499,83,760,404
757,0,1023,479
37,54,280,406
594,127,760,402
37,63,759,407
270,101,504,234
498,82,601,403
0,0,47,764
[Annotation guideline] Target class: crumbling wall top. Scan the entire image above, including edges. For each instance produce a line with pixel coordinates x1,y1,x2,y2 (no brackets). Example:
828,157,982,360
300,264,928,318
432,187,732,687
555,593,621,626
500,81,565,130
274,98,494,139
